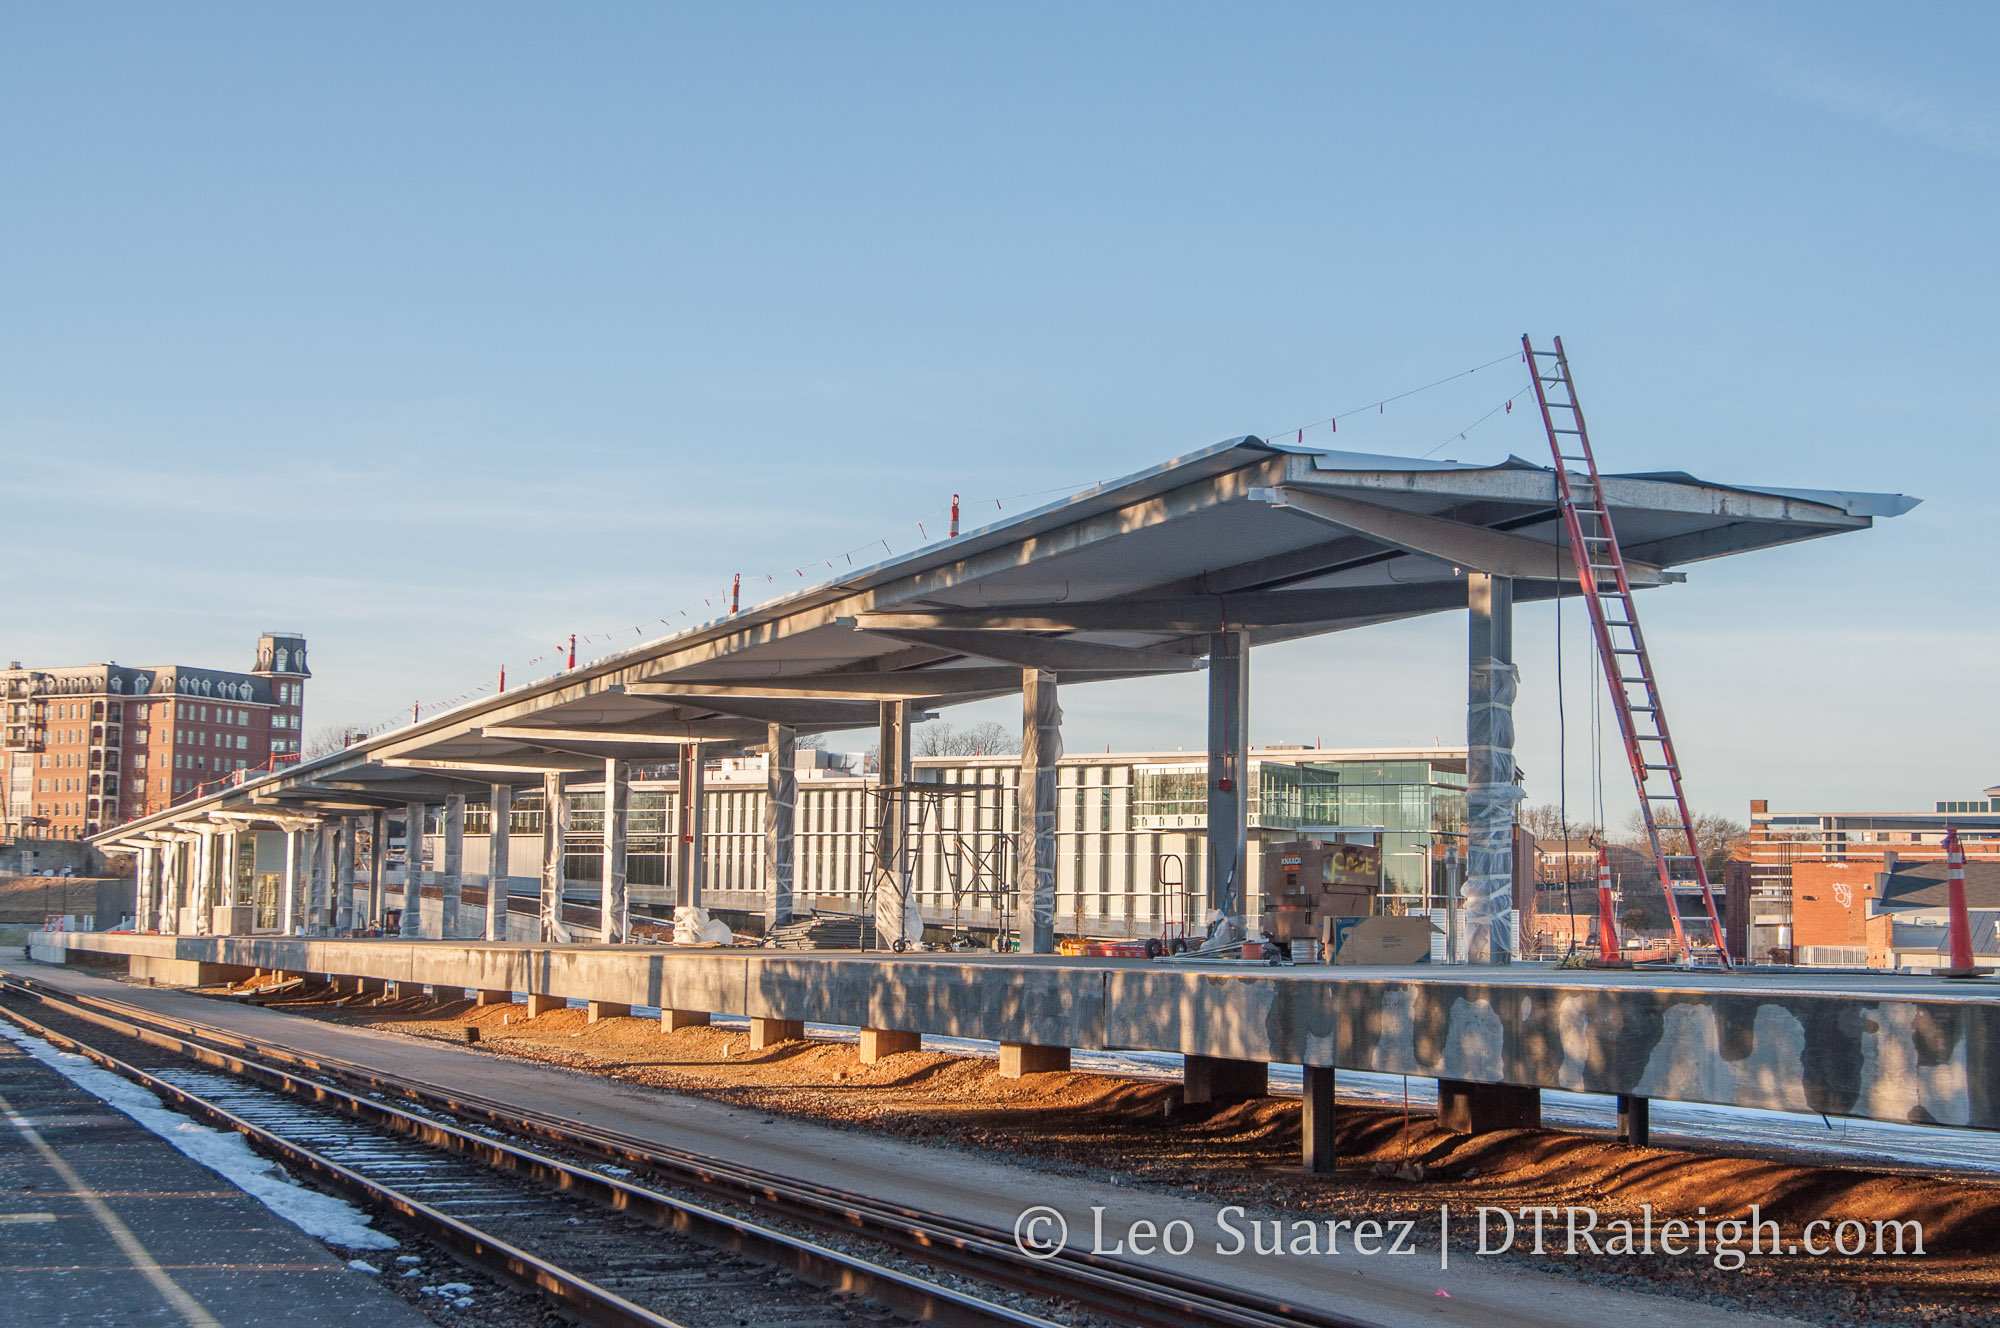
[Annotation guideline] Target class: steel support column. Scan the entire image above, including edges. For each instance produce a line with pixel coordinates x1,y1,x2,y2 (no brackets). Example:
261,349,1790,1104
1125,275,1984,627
134,845,156,932
190,829,214,935
368,810,387,931
875,701,916,948
540,769,569,942
314,823,336,934
441,793,465,939
602,758,629,944
486,784,511,941
763,724,796,933
160,838,184,934
1017,670,1060,954
1206,629,1249,926
674,744,705,909
335,818,356,932
279,828,301,935
400,802,424,937
1465,572,1520,964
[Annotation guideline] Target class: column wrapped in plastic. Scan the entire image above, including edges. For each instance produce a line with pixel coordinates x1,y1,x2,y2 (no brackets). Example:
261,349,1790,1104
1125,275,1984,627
1464,661,1524,960
400,804,424,937
1017,672,1062,954
540,775,572,943
763,725,796,931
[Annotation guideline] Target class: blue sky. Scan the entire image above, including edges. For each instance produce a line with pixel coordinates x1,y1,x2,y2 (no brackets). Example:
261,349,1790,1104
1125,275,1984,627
3,2,1991,822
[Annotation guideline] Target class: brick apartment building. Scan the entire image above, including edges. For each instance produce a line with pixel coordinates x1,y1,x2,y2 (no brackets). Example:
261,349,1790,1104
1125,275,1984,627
2,633,309,843
1748,788,2000,966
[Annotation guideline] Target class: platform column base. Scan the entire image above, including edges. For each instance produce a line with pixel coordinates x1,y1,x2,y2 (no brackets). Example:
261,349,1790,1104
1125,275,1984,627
524,993,566,1017
998,1043,1070,1078
662,1008,711,1031
749,1017,804,1050
474,989,513,1006
1184,1054,1269,1104
1438,1079,1541,1134
390,981,426,1001
859,1028,920,1063
1302,1064,1336,1174
586,1001,631,1023
1617,1094,1650,1147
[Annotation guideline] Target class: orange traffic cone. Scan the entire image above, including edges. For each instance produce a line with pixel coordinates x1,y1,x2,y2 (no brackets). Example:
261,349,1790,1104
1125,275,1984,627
1938,827,1991,980
1596,849,1621,962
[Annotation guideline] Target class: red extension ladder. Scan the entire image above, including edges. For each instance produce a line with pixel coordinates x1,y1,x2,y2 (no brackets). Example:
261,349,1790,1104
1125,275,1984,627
1523,335,1733,968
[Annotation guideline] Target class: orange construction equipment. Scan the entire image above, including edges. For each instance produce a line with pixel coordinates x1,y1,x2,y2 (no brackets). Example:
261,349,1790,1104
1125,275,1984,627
1595,848,1621,962
1938,827,1992,979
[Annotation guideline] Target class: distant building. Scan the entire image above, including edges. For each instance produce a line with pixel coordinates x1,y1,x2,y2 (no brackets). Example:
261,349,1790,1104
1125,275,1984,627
1,633,309,842
1750,789,2000,966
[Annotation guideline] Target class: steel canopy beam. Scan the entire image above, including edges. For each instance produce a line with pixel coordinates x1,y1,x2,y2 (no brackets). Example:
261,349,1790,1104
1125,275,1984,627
854,584,1494,632
591,696,890,727
627,669,1035,699
1249,485,1677,587
854,628,1205,673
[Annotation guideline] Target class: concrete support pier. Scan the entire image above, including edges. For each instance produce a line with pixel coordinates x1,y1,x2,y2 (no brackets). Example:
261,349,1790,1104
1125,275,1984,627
1184,1054,1268,1104
1017,670,1059,954
749,1017,804,1049
1438,1078,1541,1134
1206,629,1248,925
999,1042,1070,1077
662,1009,711,1031
486,784,511,941
1302,1065,1337,1174
859,1028,920,1062
475,989,513,1006
524,993,564,1017
586,1000,630,1023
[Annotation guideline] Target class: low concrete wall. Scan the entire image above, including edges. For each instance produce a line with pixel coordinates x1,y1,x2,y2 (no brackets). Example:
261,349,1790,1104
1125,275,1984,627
26,931,2000,1131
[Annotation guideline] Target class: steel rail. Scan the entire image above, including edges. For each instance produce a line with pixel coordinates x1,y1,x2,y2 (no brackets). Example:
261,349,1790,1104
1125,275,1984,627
0,987,1055,1328
2,973,1377,1328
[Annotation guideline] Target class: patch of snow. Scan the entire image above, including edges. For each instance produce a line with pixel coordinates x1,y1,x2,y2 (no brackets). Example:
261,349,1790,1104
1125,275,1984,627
348,1260,381,1274
0,1022,398,1250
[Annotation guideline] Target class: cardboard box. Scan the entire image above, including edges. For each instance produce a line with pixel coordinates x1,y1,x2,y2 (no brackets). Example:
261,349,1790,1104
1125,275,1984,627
1326,915,1439,965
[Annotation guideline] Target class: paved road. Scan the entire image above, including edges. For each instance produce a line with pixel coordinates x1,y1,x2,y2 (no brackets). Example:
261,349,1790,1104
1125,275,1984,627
4,957,1815,1328
0,1007,427,1327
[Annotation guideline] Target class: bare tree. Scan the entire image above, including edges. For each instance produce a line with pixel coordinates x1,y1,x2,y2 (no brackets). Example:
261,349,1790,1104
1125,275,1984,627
304,723,357,758
1618,809,1747,875
913,720,1019,757
1518,803,1599,843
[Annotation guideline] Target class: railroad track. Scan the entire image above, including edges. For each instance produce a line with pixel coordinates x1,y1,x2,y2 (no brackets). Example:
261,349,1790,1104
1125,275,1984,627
0,974,1375,1328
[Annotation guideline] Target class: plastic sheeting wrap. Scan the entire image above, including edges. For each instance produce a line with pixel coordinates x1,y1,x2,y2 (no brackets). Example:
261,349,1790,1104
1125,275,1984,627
673,905,734,945
1017,674,1062,953
1464,660,1524,961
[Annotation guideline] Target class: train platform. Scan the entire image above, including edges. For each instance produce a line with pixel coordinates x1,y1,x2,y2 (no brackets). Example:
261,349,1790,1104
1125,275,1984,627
0,1011,429,1327
1,957,1816,1328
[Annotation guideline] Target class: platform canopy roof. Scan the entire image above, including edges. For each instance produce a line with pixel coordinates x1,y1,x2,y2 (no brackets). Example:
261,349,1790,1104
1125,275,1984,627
97,437,1915,838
